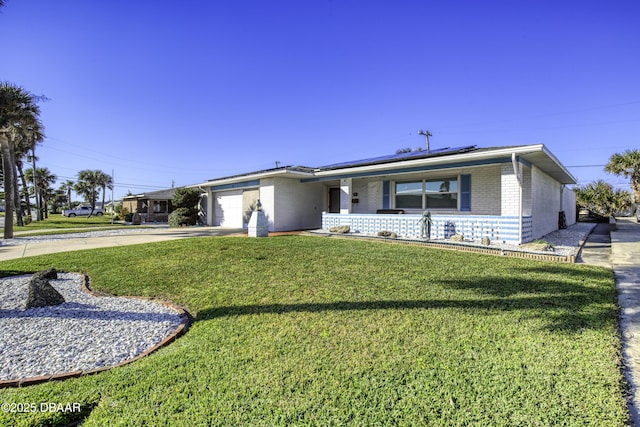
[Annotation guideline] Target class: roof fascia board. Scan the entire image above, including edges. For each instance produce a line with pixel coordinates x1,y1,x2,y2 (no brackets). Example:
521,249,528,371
200,169,315,190
210,179,261,191
541,145,577,183
301,157,518,183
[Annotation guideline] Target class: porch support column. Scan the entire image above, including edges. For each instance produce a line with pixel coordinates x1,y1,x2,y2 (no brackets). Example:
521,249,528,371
511,153,523,243
501,159,523,244
340,178,352,214
206,189,215,226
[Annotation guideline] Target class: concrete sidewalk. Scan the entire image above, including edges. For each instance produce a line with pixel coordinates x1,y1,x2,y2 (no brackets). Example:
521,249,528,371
0,226,245,260
610,218,640,426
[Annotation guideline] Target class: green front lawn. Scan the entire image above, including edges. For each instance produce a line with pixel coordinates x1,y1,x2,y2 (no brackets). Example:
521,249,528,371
0,237,628,426
14,214,127,234
15,213,119,230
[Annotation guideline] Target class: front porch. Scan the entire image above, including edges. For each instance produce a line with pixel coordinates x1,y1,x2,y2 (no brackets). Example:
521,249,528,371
322,213,533,243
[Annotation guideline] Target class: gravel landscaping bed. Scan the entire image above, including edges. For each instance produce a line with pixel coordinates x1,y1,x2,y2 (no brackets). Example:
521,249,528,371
0,273,184,382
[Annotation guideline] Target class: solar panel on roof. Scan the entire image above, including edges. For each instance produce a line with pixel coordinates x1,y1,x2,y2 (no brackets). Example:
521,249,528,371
319,145,477,170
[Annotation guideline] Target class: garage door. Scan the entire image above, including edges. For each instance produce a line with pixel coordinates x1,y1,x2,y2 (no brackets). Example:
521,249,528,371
214,190,243,228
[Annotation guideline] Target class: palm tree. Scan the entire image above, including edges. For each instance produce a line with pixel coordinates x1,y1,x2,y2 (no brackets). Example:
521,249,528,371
605,149,640,205
574,180,633,218
0,82,43,238
95,170,113,211
25,167,56,219
14,122,44,222
59,179,74,210
75,169,102,217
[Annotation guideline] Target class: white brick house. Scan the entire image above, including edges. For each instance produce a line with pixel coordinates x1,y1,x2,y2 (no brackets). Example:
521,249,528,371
194,144,576,243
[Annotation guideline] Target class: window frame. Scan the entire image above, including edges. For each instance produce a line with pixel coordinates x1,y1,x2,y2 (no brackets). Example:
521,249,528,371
393,176,460,210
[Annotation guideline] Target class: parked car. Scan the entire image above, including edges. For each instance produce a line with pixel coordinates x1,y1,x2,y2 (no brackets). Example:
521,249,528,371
62,206,104,217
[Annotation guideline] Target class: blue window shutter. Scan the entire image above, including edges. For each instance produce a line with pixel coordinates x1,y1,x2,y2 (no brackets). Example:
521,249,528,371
382,180,390,209
460,174,471,211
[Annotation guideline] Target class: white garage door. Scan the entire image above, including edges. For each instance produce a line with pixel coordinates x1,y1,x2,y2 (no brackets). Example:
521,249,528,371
214,190,243,228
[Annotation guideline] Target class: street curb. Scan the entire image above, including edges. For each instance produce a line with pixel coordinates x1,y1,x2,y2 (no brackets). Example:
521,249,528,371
0,273,191,389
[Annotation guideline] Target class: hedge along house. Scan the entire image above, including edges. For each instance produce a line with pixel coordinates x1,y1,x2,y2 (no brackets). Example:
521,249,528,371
195,144,577,244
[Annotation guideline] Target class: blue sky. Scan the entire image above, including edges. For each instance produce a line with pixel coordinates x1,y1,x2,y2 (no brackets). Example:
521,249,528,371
2,0,639,200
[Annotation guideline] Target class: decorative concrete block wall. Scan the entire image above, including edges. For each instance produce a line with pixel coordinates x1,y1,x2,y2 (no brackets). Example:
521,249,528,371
322,213,533,243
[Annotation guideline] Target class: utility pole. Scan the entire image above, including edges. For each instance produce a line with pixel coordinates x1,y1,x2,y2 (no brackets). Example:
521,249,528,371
111,169,115,224
418,129,432,153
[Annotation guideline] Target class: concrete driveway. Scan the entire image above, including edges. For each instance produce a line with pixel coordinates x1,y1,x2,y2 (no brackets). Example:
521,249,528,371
0,226,245,261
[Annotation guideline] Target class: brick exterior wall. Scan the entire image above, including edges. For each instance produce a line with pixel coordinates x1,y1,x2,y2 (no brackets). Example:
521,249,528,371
470,165,501,215
531,165,565,238
271,177,324,231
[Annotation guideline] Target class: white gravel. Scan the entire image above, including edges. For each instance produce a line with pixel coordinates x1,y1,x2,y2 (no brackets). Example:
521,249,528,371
0,272,183,381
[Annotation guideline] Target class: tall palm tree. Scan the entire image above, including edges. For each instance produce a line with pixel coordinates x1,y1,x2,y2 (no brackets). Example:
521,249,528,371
59,179,74,210
14,121,44,222
95,170,113,211
25,167,56,219
0,82,43,238
605,149,640,204
75,169,101,217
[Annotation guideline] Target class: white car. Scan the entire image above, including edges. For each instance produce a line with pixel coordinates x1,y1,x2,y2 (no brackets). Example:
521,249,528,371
62,206,104,217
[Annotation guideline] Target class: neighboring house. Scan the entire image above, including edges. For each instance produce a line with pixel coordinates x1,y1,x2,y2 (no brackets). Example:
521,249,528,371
194,144,577,243
103,200,122,215
122,188,176,223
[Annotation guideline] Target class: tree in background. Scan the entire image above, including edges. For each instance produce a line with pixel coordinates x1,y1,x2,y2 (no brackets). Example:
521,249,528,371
74,169,102,216
59,179,74,210
95,170,113,211
25,167,56,219
14,121,44,223
574,180,633,218
0,82,44,238
168,187,201,227
605,149,640,205
50,188,67,214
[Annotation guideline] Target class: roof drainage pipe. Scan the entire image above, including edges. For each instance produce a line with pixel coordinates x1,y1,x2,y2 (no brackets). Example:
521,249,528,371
512,153,523,244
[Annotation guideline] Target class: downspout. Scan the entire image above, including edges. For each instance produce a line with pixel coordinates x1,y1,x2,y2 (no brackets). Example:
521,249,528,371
512,153,523,244
198,185,211,226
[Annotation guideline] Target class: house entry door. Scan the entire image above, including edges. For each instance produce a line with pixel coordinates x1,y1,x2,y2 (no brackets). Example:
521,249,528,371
328,188,340,213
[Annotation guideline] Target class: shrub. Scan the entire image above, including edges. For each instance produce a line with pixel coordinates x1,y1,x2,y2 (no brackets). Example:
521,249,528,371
169,207,197,227
170,187,201,228
173,187,201,210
